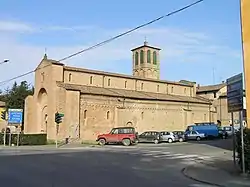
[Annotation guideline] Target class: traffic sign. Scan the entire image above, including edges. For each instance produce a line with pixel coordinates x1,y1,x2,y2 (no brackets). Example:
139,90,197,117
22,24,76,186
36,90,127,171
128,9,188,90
8,109,23,124
227,73,244,113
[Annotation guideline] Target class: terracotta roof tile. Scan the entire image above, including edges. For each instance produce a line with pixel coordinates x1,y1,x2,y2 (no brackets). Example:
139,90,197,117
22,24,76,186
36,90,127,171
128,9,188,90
197,83,226,93
57,82,210,104
64,66,193,87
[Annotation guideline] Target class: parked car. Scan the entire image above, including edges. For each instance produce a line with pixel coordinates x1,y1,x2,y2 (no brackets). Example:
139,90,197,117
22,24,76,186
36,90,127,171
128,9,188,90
138,131,162,144
222,126,234,137
185,130,206,141
160,131,179,143
186,123,219,139
173,131,185,142
218,127,228,139
96,127,138,146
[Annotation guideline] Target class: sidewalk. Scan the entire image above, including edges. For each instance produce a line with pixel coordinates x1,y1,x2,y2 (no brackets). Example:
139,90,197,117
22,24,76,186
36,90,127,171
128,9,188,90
182,161,250,187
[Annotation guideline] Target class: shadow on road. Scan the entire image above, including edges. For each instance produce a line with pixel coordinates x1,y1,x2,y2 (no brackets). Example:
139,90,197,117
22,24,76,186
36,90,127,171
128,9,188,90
186,138,234,151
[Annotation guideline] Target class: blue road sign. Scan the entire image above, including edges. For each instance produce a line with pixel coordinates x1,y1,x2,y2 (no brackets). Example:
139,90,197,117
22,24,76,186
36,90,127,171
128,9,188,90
8,109,23,124
227,73,244,113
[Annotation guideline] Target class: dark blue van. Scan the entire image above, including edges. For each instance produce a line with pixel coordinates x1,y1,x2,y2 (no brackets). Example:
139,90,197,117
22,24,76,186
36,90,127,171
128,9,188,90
186,123,219,138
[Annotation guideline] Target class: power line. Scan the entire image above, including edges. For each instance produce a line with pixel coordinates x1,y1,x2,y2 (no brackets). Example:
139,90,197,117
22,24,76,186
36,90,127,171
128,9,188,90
0,0,204,86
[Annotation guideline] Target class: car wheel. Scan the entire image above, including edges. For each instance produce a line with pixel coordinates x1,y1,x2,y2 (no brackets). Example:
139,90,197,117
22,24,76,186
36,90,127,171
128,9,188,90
179,138,184,142
98,138,106,146
168,138,173,143
134,139,139,145
196,136,201,141
154,139,159,144
122,139,131,146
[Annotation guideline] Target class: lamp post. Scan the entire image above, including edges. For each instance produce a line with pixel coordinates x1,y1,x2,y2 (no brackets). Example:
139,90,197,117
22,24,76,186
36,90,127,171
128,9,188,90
0,59,9,65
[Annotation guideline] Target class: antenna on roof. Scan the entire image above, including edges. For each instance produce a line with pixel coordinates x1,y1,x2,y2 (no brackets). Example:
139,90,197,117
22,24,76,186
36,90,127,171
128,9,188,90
144,36,148,46
43,47,48,60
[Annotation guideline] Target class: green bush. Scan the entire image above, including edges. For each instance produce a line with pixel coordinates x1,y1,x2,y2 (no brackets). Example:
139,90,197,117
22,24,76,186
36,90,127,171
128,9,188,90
236,128,250,173
0,133,47,145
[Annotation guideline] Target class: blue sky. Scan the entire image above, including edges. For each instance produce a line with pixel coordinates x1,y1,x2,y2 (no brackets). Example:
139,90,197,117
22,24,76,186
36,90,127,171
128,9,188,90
0,0,243,89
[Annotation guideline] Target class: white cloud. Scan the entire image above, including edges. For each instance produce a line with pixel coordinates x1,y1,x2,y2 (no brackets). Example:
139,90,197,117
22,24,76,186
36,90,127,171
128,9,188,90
0,20,95,33
0,21,34,33
0,20,241,89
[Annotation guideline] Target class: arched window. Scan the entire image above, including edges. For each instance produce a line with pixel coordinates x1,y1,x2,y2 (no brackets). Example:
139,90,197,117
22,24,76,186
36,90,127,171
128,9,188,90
147,50,151,63
107,111,110,120
69,73,72,82
157,85,159,92
135,52,139,65
141,83,144,90
108,79,111,86
90,76,93,84
171,86,174,93
141,112,144,119
41,72,45,82
153,51,157,64
184,88,186,94
140,50,144,64
84,110,87,119
125,81,127,88
204,114,207,120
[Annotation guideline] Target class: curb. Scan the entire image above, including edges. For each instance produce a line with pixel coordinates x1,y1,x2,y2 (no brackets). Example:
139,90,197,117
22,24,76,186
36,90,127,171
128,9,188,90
181,167,225,187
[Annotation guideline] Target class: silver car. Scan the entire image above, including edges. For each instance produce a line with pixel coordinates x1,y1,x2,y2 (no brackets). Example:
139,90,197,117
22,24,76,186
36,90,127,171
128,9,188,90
185,130,205,141
160,131,179,143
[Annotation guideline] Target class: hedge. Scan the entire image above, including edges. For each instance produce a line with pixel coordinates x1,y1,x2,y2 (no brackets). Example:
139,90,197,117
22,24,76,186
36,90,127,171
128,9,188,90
0,133,47,145
236,128,250,173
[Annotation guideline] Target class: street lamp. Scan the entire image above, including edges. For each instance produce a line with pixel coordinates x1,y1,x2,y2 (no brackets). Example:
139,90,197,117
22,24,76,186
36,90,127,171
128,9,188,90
0,59,9,65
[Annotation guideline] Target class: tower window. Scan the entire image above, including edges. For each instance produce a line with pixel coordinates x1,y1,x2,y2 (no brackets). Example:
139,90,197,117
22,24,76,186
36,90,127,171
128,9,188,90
141,112,144,119
90,76,93,84
140,50,144,64
147,50,151,63
204,114,207,120
69,73,72,82
107,111,110,120
157,85,159,92
125,81,127,88
108,79,111,86
153,51,157,64
84,110,87,119
135,52,139,65
141,83,144,90
184,88,186,94
171,86,174,93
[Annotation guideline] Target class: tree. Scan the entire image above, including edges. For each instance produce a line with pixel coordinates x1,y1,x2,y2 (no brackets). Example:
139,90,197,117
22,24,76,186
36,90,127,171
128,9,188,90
0,81,34,110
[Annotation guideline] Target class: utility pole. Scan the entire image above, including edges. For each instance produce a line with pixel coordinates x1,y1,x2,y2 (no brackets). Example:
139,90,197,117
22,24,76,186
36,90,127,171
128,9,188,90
240,0,250,128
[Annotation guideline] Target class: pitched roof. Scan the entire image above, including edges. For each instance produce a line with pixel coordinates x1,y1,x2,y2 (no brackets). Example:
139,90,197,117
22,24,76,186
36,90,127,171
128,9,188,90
0,101,5,107
56,82,211,104
196,83,226,93
64,66,194,87
219,92,227,97
131,45,161,51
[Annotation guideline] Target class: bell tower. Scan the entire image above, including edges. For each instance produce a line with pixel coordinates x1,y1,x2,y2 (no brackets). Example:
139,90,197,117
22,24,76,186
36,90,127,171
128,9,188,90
131,41,161,79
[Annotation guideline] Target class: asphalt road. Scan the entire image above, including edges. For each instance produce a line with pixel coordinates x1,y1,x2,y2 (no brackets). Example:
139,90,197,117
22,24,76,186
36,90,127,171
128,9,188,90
0,139,232,187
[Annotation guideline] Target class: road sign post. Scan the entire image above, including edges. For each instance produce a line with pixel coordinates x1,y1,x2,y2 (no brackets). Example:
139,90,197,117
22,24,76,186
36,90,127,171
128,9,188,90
8,109,23,147
239,110,246,174
231,112,236,165
227,73,245,173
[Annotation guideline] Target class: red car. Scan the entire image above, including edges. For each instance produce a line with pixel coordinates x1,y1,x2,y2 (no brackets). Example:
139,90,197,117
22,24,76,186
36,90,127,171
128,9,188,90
96,127,138,146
